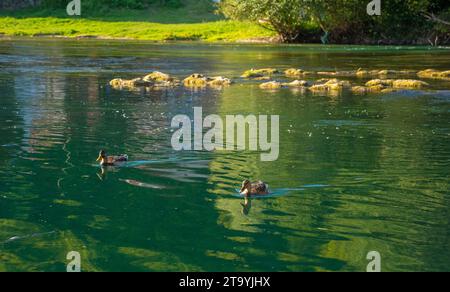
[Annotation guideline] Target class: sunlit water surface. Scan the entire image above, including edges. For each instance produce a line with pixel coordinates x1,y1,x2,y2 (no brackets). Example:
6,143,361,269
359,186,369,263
0,39,449,271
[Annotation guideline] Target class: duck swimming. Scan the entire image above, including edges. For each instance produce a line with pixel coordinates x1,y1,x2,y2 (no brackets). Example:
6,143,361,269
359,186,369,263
96,150,128,166
240,180,270,196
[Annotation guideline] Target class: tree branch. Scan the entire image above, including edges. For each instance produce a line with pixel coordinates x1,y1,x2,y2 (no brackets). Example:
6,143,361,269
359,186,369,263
423,12,450,26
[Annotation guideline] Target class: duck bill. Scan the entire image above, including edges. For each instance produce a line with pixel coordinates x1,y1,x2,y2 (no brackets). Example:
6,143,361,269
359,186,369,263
96,155,102,162
240,186,246,193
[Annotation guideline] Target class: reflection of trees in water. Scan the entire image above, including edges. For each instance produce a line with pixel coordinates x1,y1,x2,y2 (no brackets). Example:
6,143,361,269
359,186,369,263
209,86,450,271
0,73,22,169
6,75,230,271
318,97,450,271
0,219,100,272
207,87,348,271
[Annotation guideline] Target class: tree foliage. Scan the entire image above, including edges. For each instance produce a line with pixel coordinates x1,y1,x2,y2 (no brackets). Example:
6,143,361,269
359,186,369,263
218,0,315,42
218,0,450,44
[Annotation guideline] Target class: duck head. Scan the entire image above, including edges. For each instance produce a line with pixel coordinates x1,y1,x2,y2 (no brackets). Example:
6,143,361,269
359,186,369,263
240,179,252,195
96,150,106,165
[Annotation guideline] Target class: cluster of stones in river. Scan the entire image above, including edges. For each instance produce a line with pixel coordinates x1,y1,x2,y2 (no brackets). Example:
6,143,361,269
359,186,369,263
255,68,449,94
183,74,232,87
109,68,449,94
110,71,232,90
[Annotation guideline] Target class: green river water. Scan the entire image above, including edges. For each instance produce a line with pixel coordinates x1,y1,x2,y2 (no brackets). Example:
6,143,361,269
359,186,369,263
0,39,449,272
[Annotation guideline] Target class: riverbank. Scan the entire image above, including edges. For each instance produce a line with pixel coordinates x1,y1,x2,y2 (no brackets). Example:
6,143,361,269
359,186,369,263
0,5,276,42
0,16,276,42
1,4,447,45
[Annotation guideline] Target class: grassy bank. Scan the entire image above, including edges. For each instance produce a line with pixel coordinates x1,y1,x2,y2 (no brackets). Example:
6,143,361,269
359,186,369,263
0,6,275,42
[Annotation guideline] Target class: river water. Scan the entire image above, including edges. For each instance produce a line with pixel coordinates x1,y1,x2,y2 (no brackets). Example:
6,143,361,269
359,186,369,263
0,38,449,271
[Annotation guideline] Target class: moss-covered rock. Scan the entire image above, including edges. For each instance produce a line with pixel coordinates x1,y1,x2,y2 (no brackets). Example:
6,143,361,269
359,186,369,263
208,76,233,87
183,74,232,88
109,78,124,88
183,74,209,87
356,69,417,78
241,68,279,78
285,68,303,77
309,79,351,93
259,81,283,89
352,85,398,94
355,78,429,94
283,80,309,87
417,69,450,80
365,79,395,87
351,86,370,94
366,85,386,92
285,68,315,78
308,84,329,92
143,71,178,83
110,71,180,90
355,69,378,77
392,79,429,89
365,79,428,89
109,78,152,89
317,71,355,77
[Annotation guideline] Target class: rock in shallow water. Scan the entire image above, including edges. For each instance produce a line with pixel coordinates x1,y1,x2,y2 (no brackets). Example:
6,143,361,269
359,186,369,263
242,68,279,78
365,79,429,89
143,71,179,84
259,80,309,90
309,79,352,92
183,74,232,87
109,78,152,89
285,68,315,78
109,71,180,89
417,69,450,80
259,81,283,89
351,86,370,94
110,72,232,90
284,80,309,87
356,69,417,77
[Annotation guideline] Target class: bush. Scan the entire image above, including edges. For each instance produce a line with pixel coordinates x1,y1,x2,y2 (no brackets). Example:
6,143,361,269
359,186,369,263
218,0,316,42
218,0,450,44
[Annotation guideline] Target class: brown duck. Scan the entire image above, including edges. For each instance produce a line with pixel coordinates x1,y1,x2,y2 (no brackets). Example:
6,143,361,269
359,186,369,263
96,150,128,166
240,180,270,196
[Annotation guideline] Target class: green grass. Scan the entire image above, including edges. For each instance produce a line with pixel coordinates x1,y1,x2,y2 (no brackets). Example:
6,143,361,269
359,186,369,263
0,17,274,41
0,5,275,42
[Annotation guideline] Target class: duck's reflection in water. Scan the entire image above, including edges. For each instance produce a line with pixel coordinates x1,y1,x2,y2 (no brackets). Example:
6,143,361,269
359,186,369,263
96,165,120,181
240,196,252,216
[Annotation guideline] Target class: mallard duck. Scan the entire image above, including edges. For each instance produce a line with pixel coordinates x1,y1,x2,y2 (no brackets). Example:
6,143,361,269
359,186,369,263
240,180,270,196
96,150,128,166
